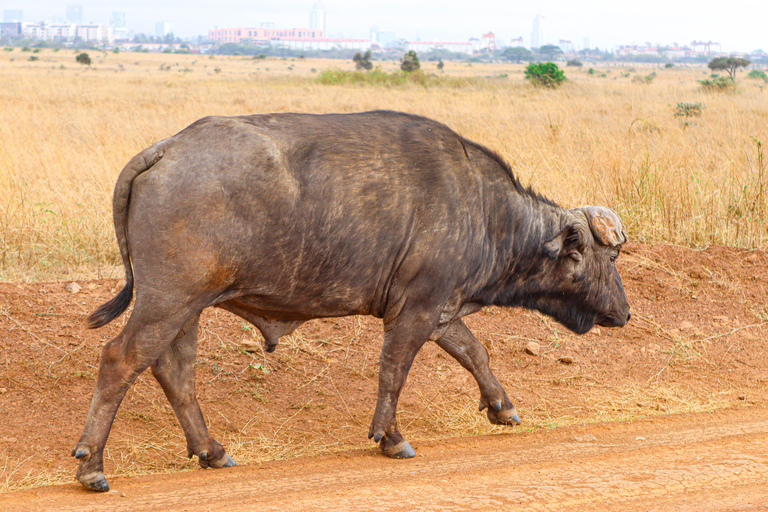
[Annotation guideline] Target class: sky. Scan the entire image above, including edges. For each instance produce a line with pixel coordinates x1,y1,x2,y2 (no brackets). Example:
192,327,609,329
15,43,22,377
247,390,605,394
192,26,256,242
4,0,767,53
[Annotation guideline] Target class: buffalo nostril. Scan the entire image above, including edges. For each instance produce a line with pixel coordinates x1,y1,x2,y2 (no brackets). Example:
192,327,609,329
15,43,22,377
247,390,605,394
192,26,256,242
627,311,632,322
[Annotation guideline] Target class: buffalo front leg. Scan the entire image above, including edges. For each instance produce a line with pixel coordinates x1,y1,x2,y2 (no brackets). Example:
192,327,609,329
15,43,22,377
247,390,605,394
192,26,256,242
368,310,437,459
435,319,521,426
150,315,236,470
71,302,195,492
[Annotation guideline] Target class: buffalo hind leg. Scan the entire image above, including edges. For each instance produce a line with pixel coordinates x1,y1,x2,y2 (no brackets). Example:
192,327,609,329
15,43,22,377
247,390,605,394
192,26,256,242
368,308,437,459
71,301,197,492
435,319,521,426
150,314,236,470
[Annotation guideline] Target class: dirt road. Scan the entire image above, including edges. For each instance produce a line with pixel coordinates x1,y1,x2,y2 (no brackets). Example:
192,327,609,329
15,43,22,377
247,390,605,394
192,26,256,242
4,405,767,511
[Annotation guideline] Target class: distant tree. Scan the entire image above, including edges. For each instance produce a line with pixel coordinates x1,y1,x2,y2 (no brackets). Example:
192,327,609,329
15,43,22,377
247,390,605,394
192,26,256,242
400,50,420,72
75,52,91,66
501,46,533,63
353,49,373,70
437,59,444,71
537,44,562,60
708,57,750,80
524,61,565,87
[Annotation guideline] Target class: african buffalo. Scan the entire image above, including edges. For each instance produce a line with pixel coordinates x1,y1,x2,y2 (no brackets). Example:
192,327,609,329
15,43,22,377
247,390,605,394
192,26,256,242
72,110,630,491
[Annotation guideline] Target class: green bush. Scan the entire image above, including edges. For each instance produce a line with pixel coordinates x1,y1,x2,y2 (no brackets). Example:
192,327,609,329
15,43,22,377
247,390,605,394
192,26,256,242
673,102,704,128
664,63,674,68
353,50,373,71
566,59,583,67
524,62,566,87
587,67,595,75
699,76,734,91
747,69,768,81
400,50,420,72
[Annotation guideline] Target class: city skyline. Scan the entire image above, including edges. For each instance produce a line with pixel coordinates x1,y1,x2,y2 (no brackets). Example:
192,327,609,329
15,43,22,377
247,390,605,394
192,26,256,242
4,0,767,52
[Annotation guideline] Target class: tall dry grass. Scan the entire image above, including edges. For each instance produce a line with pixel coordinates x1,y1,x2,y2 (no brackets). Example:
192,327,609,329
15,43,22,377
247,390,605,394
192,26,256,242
1,49,767,281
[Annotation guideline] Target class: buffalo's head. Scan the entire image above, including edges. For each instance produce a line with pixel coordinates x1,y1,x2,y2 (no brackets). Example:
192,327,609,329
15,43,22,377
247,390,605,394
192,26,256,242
531,205,631,334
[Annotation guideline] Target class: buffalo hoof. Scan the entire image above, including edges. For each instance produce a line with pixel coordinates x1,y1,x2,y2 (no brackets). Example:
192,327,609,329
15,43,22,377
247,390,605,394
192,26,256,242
77,471,110,492
198,451,237,469
381,440,416,459
487,406,521,426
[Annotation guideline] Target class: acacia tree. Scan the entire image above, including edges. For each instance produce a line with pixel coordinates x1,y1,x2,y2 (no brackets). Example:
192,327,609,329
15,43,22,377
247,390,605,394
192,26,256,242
75,52,91,66
501,46,533,63
537,44,562,60
708,57,750,80
353,49,373,70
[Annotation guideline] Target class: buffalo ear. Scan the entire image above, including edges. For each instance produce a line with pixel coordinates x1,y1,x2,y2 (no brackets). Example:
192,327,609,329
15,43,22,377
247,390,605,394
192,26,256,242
543,225,584,260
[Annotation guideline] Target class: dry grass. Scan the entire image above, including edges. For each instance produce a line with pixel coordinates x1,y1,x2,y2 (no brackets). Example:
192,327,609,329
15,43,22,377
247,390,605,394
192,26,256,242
1,49,767,281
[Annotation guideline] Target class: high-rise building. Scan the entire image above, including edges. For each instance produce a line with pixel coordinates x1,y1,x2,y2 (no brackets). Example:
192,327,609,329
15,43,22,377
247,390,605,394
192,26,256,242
309,2,326,35
155,21,173,38
66,5,83,24
3,9,22,22
112,12,126,29
371,28,396,47
531,14,543,49
582,37,593,51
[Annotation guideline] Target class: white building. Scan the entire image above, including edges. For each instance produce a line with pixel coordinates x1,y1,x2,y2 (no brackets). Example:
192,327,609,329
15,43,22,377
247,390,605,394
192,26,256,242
531,14,543,49
309,2,326,35
274,37,369,51
371,29,396,47
21,21,111,43
155,21,173,38
407,41,473,55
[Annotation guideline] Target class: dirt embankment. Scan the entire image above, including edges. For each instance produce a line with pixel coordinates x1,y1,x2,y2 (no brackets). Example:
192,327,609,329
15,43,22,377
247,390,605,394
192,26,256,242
1,242,767,509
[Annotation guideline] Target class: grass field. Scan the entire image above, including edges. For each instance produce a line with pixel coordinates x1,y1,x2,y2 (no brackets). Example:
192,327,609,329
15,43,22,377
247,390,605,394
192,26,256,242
1,48,767,281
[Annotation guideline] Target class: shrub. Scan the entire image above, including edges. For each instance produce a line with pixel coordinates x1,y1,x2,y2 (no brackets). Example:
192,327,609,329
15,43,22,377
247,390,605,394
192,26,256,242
747,69,768,81
673,102,704,128
21,46,30,52
75,52,91,66
699,76,734,91
664,63,674,68
400,50,420,72
524,62,565,87
566,59,583,67
632,72,656,84
28,56,38,61
437,59,444,71
587,67,595,75
353,50,373,71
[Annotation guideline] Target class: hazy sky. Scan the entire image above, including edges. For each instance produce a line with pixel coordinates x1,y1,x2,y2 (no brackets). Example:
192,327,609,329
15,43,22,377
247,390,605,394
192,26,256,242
5,0,767,52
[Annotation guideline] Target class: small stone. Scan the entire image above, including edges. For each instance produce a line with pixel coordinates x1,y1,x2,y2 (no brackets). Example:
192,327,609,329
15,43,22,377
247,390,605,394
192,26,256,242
524,341,540,356
656,404,667,412
680,321,695,330
635,436,646,441
0,388,7,394
738,395,747,401
120,492,126,497
589,327,602,335
557,356,574,365
240,340,260,353
747,254,758,263
636,402,645,408
65,282,81,294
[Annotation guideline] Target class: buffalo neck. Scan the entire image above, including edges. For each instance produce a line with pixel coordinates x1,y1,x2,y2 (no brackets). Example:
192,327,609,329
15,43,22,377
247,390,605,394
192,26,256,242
478,184,567,308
